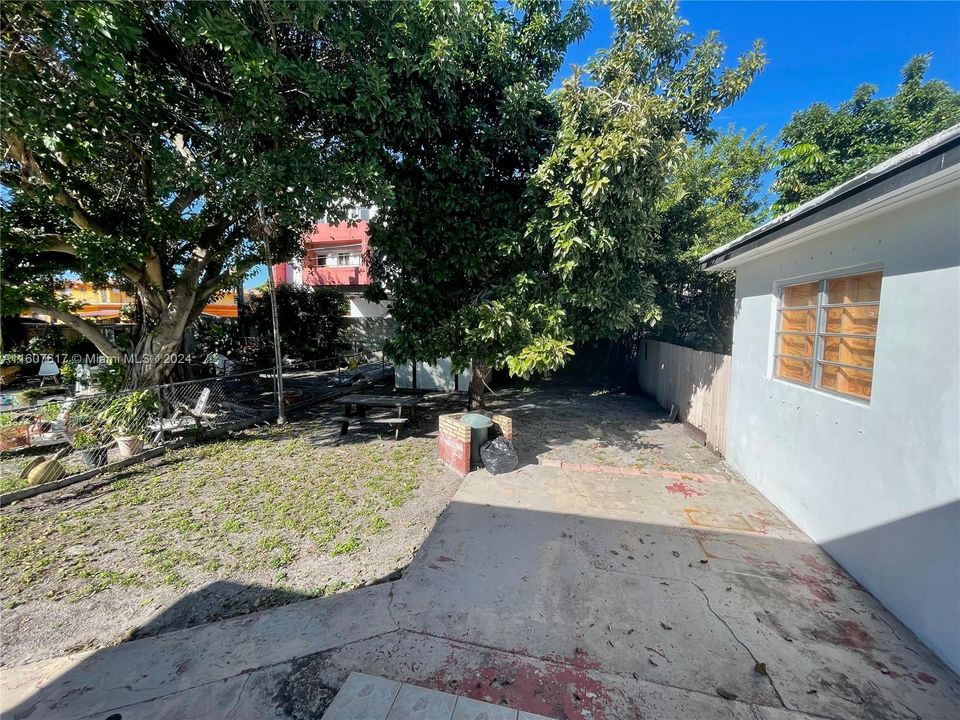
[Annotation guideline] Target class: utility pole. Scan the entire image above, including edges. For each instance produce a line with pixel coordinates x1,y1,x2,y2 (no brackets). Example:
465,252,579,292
259,207,286,425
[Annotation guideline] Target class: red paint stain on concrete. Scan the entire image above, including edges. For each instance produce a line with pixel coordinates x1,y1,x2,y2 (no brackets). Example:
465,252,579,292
800,553,846,580
917,672,938,685
835,620,875,651
747,512,776,534
665,481,705,498
542,647,602,670
425,654,615,719
789,568,837,603
814,620,875,652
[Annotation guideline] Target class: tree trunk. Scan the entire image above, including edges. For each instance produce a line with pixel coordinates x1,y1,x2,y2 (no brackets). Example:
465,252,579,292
469,363,488,410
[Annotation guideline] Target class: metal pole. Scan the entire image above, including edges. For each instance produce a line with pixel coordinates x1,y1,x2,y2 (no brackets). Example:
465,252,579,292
260,212,287,426
154,384,165,447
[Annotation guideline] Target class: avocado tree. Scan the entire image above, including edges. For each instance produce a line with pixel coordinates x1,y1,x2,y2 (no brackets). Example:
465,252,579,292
773,55,960,210
367,0,764,404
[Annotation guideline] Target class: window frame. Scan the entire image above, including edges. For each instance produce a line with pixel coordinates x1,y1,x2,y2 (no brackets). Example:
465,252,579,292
773,265,882,404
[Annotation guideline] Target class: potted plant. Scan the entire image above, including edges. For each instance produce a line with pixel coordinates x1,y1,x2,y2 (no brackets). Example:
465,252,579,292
72,427,110,467
99,390,157,458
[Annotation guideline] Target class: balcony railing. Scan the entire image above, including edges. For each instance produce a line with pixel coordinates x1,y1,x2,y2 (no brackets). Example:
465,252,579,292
302,265,369,287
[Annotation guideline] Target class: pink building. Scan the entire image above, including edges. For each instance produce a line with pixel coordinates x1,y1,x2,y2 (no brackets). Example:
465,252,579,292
272,211,372,289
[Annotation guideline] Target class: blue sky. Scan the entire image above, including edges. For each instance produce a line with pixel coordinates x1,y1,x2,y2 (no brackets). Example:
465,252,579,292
569,1,960,138
250,1,960,287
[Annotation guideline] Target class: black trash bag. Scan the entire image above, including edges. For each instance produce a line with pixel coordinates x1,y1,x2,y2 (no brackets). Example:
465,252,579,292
480,436,519,475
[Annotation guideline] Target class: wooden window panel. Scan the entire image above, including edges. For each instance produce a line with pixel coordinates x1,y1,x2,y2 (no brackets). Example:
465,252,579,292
779,309,816,333
822,336,876,369
778,333,814,359
818,363,873,400
776,270,882,400
781,281,819,308
825,305,880,335
776,357,813,384
826,271,882,304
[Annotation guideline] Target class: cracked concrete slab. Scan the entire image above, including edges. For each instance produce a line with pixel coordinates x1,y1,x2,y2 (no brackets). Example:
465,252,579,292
2,585,396,719
3,464,958,720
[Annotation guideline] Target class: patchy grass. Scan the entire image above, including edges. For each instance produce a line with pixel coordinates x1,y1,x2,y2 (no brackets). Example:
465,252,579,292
2,432,433,602
0,415,458,664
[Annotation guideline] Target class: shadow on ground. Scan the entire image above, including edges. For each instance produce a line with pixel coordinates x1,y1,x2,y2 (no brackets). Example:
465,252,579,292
4,465,958,720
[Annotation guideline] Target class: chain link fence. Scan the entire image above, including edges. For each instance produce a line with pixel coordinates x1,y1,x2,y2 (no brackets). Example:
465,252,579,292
0,350,392,502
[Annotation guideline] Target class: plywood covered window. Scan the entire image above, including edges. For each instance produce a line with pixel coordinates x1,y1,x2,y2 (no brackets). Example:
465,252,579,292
775,270,882,401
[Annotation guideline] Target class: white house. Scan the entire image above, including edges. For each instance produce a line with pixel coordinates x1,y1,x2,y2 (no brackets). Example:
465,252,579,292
700,125,960,671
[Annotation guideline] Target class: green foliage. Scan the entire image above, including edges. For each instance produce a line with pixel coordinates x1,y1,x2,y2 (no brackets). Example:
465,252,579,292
59,360,76,383
71,427,106,450
0,0,402,384
99,389,157,438
242,285,346,360
773,55,960,210
653,128,774,352
368,0,763,378
94,363,126,394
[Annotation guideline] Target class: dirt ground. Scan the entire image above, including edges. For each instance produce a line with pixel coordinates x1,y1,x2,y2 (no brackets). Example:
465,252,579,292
0,399,464,667
0,380,731,671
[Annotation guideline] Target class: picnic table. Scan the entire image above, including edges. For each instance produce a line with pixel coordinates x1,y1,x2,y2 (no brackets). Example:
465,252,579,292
335,393,422,420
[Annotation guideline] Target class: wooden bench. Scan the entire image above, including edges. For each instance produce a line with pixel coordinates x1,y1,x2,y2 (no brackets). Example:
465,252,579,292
331,415,352,435
330,416,408,440
371,417,408,441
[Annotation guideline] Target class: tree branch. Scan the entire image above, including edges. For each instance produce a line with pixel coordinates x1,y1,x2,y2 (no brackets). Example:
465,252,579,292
197,254,261,305
21,298,122,361
3,129,110,236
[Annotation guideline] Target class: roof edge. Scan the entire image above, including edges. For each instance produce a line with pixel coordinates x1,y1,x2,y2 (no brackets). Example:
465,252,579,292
699,124,960,271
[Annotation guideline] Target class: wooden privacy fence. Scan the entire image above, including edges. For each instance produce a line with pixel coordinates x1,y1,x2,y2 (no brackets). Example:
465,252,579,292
635,340,731,455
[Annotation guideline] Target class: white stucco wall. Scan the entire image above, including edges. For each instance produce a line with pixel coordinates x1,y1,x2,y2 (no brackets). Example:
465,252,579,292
395,359,473,392
347,296,390,319
726,187,960,671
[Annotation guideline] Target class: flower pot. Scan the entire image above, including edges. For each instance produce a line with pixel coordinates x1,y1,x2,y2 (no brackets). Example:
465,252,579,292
114,435,144,458
80,446,110,468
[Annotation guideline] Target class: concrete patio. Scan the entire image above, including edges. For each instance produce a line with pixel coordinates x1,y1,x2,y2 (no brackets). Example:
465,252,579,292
3,456,957,719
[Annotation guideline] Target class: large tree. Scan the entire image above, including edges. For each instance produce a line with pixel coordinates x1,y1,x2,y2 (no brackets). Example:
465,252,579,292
367,0,763,401
773,55,960,210
0,1,454,386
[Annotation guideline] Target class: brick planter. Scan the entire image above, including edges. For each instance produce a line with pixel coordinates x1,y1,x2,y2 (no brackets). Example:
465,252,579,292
438,411,513,477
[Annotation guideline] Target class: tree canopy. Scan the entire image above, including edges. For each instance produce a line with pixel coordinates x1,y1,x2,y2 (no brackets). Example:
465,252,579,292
653,128,773,352
368,0,764,388
0,0,473,385
773,55,960,210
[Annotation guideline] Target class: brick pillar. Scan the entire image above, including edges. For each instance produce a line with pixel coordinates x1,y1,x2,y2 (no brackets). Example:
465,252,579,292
438,413,471,477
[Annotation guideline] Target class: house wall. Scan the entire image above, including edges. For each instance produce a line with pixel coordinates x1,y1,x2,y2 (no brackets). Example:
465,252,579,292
726,188,960,671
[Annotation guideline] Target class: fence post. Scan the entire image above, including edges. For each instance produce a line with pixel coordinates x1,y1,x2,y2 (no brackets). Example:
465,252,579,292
154,384,165,447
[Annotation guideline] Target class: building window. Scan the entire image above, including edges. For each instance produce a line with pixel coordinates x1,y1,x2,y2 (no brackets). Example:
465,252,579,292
337,252,351,266
775,270,882,401
99,289,108,303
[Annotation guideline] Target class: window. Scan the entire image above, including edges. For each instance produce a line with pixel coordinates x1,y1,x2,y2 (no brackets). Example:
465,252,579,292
99,289,108,303
337,252,351,266
774,270,882,401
